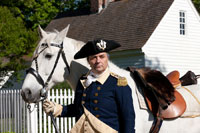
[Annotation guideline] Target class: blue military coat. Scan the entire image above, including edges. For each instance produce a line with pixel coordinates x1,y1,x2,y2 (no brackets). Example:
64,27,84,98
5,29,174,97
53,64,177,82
61,70,135,133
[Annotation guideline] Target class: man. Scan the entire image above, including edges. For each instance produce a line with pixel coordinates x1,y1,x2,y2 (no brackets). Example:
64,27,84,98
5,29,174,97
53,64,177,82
43,39,135,133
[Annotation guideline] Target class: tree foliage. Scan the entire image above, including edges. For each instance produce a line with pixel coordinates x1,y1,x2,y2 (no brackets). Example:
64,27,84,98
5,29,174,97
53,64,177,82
193,0,200,13
0,6,38,72
0,0,90,82
0,0,90,29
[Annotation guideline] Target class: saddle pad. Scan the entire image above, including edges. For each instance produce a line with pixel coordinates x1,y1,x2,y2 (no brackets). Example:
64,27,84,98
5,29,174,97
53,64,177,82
135,84,148,110
176,85,200,117
136,84,200,118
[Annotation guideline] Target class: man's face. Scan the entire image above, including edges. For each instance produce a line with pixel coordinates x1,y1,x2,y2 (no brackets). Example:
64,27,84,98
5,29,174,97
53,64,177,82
88,52,108,74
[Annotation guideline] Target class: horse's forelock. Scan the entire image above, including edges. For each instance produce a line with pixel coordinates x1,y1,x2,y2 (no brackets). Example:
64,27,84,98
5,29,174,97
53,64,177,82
33,31,59,58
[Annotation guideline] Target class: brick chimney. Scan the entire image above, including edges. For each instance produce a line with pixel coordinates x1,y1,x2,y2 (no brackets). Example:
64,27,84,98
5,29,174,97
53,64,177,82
90,0,116,13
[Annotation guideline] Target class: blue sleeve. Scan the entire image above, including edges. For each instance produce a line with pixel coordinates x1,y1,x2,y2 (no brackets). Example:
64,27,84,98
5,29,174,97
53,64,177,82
116,85,135,133
60,104,77,117
60,81,83,117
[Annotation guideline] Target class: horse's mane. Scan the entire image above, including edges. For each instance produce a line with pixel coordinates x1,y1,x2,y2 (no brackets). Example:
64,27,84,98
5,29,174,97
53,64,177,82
67,37,85,53
108,61,129,76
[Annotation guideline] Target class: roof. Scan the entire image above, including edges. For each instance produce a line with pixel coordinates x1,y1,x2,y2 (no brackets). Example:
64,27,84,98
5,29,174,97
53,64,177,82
45,0,174,51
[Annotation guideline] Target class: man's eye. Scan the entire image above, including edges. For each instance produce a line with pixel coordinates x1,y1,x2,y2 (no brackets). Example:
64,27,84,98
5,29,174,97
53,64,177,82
100,55,105,58
89,56,95,60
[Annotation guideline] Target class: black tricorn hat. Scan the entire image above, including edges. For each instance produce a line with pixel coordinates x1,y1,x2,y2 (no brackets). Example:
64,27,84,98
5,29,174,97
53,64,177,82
74,39,121,59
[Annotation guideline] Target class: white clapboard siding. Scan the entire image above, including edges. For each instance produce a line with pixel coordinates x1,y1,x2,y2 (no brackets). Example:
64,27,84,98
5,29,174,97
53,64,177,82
142,0,200,76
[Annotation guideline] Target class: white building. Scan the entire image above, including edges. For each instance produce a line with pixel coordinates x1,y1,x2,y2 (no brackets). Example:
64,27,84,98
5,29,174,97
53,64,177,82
46,0,200,78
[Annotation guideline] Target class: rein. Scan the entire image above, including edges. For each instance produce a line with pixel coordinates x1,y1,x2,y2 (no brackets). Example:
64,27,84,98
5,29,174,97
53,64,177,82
26,42,70,133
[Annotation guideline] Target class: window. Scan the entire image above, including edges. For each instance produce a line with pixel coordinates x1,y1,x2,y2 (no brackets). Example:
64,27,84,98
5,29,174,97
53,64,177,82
179,11,186,35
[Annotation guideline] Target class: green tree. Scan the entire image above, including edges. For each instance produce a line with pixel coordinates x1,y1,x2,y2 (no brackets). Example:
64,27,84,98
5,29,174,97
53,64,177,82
0,0,90,30
0,6,38,78
1,0,60,29
0,0,90,87
0,0,90,74
193,0,200,13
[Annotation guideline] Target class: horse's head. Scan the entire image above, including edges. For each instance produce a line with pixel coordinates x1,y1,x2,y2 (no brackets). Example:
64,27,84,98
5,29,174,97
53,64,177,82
21,25,71,103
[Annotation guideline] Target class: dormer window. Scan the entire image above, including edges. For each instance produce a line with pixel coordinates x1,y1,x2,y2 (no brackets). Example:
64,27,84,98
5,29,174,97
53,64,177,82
179,11,186,35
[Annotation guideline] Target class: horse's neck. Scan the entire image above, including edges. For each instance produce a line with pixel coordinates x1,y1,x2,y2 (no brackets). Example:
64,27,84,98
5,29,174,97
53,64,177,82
63,37,90,90
63,37,84,63
66,59,90,90
108,62,130,77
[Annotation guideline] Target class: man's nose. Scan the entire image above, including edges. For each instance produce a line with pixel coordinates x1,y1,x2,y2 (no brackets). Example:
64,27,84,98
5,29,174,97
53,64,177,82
96,57,101,63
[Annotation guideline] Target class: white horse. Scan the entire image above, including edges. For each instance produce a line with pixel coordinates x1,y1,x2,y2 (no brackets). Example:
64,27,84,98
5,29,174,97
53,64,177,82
21,25,200,133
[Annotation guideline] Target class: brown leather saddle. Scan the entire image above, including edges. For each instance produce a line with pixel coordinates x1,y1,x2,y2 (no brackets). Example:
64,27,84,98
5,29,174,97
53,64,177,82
166,70,181,88
127,67,186,133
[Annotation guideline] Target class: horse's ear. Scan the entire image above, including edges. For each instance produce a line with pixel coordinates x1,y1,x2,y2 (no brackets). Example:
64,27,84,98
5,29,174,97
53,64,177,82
55,24,70,43
61,24,70,36
38,25,47,38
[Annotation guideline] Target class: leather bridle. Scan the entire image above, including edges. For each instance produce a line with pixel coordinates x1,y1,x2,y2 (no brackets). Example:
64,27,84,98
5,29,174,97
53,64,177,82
26,42,70,133
26,42,70,100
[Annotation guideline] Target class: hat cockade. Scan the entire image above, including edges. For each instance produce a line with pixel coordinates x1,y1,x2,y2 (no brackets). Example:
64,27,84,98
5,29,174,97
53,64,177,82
96,40,107,51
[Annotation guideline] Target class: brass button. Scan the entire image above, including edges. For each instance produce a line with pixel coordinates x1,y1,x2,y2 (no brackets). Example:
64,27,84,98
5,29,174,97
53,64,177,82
82,101,85,104
93,100,98,104
97,87,101,90
83,93,86,97
95,114,100,118
94,93,98,97
94,107,99,111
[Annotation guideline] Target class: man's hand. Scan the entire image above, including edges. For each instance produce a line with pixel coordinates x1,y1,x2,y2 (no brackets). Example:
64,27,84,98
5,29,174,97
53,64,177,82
43,99,63,117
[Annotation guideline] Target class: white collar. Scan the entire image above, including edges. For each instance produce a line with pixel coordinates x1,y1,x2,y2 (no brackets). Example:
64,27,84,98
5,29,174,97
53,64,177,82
80,68,110,88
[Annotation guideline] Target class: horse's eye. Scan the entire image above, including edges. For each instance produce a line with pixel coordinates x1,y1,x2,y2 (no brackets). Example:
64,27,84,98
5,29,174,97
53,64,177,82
41,43,47,47
45,54,52,59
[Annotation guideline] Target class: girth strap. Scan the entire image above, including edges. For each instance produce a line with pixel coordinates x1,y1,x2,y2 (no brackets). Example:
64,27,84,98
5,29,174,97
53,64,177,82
149,116,163,133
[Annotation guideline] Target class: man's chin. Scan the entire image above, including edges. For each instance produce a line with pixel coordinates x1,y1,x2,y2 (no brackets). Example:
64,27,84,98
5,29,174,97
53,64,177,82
94,69,105,74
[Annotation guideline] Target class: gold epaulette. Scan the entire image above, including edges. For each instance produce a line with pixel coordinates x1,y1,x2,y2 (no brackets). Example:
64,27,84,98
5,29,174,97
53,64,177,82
110,72,128,86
